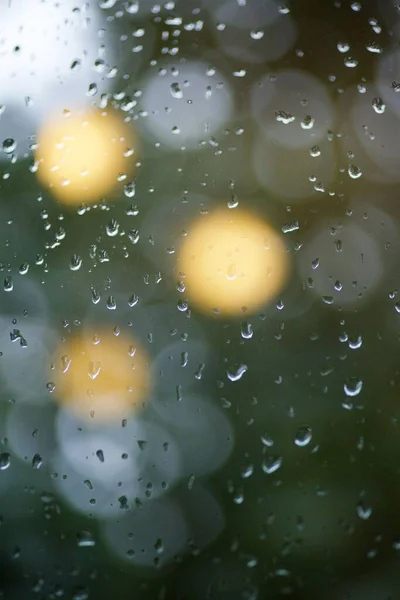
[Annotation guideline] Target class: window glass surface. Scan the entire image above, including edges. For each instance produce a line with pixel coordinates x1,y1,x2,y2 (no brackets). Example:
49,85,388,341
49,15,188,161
1,1,400,599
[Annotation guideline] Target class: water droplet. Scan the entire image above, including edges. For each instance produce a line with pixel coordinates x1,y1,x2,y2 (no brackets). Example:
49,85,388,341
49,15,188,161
233,489,244,504
344,377,363,397
241,321,253,339
187,474,195,489
4,276,13,292
124,181,136,198
91,288,100,305
261,433,274,447
310,145,321,157
128,229,140,244
70,254,82,271
282,220,299,233
46,381,56,393
275,110,295,124
32,453,43,469
96,449,104,463
137,440,147,451
372,97,385,114
118,495,129,509
301,115,315,130
106,219,119,237
348,335,363,350
170,82,183,99
356,501,372,520
294,426,313,447
241,463,254,478
366,41,382,53
19,262,30,275
70,59,82,71
0,452,11,470
337,42,350,53
262,455,283,474
2,138,16,154
250,28,264,40
77,530,96,547
344,57,358,68
227,363,248,382
348,164,362,179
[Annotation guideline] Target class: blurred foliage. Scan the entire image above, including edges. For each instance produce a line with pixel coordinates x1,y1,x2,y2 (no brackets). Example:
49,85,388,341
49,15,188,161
2,0,400,599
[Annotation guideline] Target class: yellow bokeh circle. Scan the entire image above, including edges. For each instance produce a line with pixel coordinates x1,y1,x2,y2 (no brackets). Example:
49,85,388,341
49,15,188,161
35,109,136,205
177,208,289,316
53,330,150,422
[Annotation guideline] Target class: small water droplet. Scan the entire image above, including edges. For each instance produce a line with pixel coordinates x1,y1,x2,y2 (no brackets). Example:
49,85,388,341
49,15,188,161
366,41,382,53
282,220,299,233
32,453,43,469
241,321,253,339
250,28,264,40
294,426,313,447
227,363,248,382
2,138,16,154
372,97,385,114
137,440,147,451
344,57,358,68
69,254,82,271
106,219,119,237
0,452,11,470
310,145,321,157
348,164,362,179
301,115,315,130
356,501,372,520
348,335,363,350
337,42,350,53
124,181,136,198
241,463,254,478
344,377,363,397
170,82,183,98
4,276,13,292
261,433,274,447
275,110,295,124
128,229,140,244
96,449,104,463
77,530,96,547
46,381,56,393
262,455,283,474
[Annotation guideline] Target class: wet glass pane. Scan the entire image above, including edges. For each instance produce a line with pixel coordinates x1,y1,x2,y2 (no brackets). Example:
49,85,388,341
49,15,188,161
1,0,400,598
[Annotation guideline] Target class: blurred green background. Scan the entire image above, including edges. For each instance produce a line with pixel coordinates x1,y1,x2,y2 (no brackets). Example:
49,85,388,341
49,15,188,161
2,0,400,599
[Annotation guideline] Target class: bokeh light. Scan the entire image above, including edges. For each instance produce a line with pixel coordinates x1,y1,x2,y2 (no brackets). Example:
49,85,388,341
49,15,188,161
297,217,386,309
208,0,298,64
52,328,150,422
251,69,335,149
176,207,289,317
35,109,136,205
253,134,336,201
101,497,188,567
0,0,116,160
138,60,234,150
